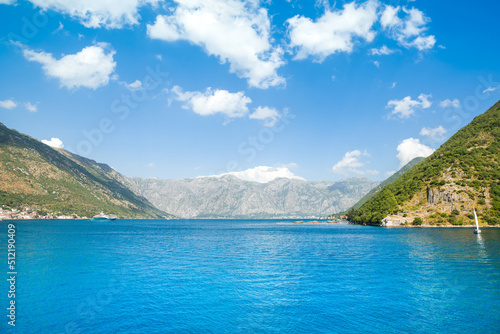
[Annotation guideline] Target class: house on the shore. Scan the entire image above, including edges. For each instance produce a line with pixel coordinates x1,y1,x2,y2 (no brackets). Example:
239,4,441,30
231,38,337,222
381,216,407,227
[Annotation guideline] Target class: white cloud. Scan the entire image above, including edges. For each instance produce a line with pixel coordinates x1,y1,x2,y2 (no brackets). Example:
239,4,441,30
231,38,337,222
172,85,251,118
147,162,155,168
386,93,432,119
287,0,378,62
396,138,434,167
386,170,396,176
205,166,305,183
25,102,38,112
332,150,378,176
27,0,159,29
372,60,380,67
380,4,401,28
23,43,116,89
369,45,396,55
391,82,396,89
420,126,447,141
128,80,142,89
0,99,17,109
482,86,500,94
380,5,436,51
439,98,460,108
419,93,432,108
41,137,64,149
147,0,285,89
0,0,16,4
278,162,298,169
249,106,280,127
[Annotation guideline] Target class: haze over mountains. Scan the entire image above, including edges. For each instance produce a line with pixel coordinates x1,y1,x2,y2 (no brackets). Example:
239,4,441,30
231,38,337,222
127,175,378,218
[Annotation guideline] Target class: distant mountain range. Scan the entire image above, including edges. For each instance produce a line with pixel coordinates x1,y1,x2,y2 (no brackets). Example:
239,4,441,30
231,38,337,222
348,99,500,226
0,122,379,219
0,122,169,218
127,175,379,218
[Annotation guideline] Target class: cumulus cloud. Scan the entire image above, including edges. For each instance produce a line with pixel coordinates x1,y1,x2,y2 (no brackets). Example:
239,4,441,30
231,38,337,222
207,166,305,183
172,85,252,118
249,106,280,127
0,0,16,4
439,98,460,108
0,99,17,109
287,0,378,62
369,45,396,55
27,0,159,29
147,0,285,89
386,93,432,119
420,126,447,141
22,43,116,89
380,5,436,51
25,102,38,112
332,150,378,176
396,138,433,167
41,137,64,149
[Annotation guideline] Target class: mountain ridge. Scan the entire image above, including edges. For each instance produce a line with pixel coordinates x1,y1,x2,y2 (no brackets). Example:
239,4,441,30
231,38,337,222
127,175,379,218
0,122,170,219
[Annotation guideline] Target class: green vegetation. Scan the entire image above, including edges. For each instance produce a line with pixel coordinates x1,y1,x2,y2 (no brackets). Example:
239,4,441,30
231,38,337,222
412,217,423,226
346,100,500,226
351,157,425,210
0,123,172,218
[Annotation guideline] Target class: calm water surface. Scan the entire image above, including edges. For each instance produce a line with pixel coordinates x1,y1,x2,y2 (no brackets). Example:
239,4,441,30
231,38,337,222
1,219,499,333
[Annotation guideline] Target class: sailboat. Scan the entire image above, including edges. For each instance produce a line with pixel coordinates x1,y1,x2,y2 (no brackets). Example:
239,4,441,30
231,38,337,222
473,208,481,234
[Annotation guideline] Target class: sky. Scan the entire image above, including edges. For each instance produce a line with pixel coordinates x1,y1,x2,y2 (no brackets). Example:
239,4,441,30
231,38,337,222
0,0,499,182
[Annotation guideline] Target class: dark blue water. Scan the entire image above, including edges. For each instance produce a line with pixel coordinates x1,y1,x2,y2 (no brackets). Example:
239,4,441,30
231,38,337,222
1,219,499,333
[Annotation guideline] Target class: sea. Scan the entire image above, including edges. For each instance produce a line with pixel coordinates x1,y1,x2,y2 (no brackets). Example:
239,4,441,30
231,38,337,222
1,219,499,333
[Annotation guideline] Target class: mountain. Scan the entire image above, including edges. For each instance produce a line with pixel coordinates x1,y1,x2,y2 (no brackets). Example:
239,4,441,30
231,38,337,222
0,123,170,218
351,157,425,210
347,100,500,226
127,175,379,218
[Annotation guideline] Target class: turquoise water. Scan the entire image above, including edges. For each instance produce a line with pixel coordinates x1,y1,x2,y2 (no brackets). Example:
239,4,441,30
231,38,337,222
1,219,499,333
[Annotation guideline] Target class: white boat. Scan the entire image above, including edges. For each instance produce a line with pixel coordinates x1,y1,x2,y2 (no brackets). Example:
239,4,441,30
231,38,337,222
473,208,481,234
91,212,116,221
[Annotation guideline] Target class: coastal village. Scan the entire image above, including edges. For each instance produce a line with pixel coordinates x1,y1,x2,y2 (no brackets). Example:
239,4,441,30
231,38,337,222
0,207,85,220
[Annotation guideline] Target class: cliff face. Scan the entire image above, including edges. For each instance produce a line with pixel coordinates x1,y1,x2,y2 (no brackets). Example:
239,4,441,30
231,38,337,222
127,175,379,218
347,100,500,226
426,187,471,206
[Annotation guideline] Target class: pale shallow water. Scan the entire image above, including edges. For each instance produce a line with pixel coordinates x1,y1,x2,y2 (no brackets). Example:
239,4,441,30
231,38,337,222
1,219,499,333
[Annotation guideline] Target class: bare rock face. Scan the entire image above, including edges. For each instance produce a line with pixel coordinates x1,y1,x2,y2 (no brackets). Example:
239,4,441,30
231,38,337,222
427,186,468,205
127,176,379,218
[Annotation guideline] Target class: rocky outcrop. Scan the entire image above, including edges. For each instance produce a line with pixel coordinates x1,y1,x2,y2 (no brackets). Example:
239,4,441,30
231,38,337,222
426,186,469,205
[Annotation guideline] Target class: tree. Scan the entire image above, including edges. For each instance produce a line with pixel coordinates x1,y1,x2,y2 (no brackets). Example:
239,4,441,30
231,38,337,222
412,217,423,226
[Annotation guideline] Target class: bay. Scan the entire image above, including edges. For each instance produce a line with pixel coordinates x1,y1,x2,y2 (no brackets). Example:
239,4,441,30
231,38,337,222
1,219,499,333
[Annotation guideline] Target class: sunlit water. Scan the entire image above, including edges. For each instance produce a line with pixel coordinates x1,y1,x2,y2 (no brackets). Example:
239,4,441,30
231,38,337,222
1,219,499,333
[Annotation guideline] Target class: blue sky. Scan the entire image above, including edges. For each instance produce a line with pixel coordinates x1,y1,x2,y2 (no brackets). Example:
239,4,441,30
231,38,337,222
0,0,499,182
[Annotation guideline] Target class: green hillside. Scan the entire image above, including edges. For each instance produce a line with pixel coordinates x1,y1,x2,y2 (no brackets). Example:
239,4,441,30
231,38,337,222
347,100,500,226
351,157,425,210
0,123,171,218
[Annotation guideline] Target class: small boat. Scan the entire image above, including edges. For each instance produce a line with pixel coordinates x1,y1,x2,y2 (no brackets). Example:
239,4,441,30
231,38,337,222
473,208,481,234
91,212,116,221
